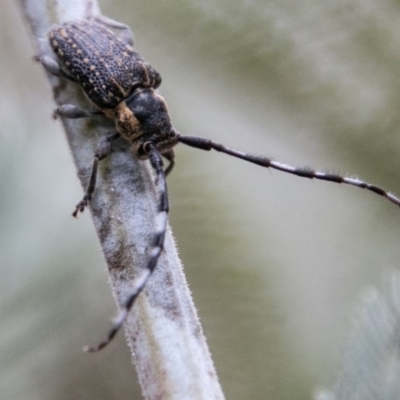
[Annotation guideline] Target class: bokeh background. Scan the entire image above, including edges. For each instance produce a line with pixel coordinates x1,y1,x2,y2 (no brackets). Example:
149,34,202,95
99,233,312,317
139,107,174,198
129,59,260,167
2,0,400,399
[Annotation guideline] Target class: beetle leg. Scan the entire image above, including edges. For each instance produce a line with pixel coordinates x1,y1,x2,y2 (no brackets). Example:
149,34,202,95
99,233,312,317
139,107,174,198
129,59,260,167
35,55,77,82
73,133,120,217
92,15,134,45
54,104,105,119
162,149,175,177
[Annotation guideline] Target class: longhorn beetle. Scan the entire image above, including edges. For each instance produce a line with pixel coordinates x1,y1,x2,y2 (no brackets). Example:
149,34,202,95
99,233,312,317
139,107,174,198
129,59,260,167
38,15,400,352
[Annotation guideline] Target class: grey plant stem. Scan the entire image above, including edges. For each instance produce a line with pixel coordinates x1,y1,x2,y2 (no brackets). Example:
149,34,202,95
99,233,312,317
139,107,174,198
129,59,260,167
20,0,224,399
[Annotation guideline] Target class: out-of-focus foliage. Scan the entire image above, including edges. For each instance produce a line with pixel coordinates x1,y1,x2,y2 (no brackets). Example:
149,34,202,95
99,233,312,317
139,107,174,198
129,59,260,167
316,273,400,400
2,0,400,399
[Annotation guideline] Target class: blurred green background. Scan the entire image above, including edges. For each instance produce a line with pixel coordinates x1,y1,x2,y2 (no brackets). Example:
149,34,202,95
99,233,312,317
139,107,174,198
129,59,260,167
2,0,400,399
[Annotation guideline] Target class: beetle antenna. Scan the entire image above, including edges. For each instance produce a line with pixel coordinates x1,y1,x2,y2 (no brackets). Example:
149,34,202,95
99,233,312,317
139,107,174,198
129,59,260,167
84,143,169,352
177,134,400,208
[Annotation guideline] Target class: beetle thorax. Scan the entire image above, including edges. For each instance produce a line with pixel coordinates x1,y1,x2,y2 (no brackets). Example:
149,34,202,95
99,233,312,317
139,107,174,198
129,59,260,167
114,101,142,141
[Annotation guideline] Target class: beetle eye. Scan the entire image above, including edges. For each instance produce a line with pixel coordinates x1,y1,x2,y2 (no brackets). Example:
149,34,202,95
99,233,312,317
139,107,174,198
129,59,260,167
142,142,153,154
